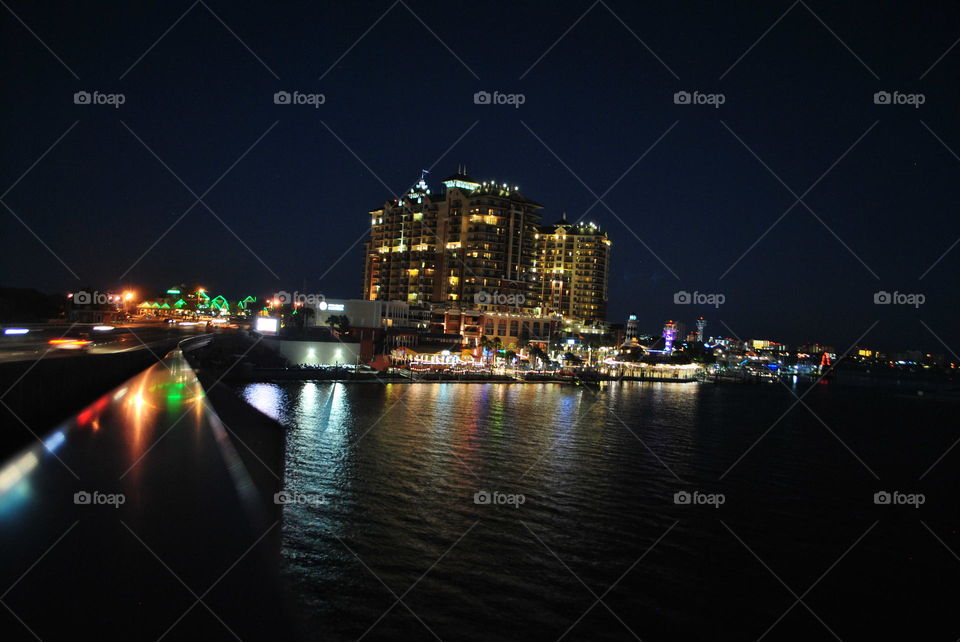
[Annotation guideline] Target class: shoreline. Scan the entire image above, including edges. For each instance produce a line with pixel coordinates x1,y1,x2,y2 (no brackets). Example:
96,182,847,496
227,374,700,384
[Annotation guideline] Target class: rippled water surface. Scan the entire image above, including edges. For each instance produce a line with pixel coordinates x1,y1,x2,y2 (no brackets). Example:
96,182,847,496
236,381,960,641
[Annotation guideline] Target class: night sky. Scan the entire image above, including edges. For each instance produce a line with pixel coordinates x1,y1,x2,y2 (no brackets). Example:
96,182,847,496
2,1,958,352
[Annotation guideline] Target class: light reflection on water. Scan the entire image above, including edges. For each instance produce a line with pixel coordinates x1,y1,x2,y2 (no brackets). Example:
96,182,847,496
236,381,711,639
234,381,957,641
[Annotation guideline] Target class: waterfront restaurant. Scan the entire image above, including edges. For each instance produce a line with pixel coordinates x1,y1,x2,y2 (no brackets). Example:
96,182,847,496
390,344,464,368
599,359,702,381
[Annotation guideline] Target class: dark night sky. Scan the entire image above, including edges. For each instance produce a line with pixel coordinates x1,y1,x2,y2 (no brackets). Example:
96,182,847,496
1,1,958,353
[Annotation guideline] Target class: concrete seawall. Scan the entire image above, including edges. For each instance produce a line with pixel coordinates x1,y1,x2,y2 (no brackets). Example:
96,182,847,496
0,344,177,458
190,363,288,560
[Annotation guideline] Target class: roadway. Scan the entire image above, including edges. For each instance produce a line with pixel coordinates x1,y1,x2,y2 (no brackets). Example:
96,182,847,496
0,323,213,363
0,343,291,640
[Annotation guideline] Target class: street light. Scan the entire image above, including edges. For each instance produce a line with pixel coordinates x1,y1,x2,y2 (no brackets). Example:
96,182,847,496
121,291,135,319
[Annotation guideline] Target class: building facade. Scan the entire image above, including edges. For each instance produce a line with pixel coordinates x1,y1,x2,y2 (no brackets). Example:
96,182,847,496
431,308,557,348
536,215,611,324
362,172,544,315
361,170,613,344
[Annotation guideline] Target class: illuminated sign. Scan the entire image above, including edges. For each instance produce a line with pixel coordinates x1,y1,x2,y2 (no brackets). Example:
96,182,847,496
255,317,279,334
443,179,479,191
327,303,345,311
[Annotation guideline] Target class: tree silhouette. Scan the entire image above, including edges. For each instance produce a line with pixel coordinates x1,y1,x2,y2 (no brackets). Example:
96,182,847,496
326,314,351,335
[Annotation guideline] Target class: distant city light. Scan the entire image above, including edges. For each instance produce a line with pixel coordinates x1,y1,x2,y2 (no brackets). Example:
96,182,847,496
92,325,114,332
48,339,91,347
4,328,29,335
255,317,279,334
43,430,65,453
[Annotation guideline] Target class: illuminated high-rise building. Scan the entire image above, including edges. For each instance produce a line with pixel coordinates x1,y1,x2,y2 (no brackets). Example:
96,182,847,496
362,170,544,314
695,316,707,343
625,314,640,343
536,214,611,324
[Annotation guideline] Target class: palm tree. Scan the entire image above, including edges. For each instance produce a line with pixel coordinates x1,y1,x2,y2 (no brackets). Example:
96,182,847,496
492,337,503,366
326,314,351,335
528,345,548,369
478,335,494,365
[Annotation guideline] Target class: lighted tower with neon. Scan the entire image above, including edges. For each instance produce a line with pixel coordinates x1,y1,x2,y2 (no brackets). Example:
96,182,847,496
663,320,677,353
